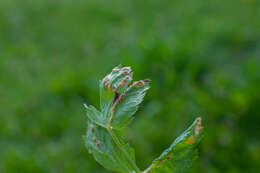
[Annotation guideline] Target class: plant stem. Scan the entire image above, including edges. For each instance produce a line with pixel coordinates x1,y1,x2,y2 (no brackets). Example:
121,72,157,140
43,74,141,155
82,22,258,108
107,127,141,173
107,91,141,173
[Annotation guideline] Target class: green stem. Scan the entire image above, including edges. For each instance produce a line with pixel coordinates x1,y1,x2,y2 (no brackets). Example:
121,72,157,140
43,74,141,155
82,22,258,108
107,91,141,173
107,127,141,173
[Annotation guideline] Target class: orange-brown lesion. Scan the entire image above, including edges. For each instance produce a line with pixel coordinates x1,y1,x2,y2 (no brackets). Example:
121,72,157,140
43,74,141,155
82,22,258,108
103,75,111,90
143,153,174,173
187,136,194,144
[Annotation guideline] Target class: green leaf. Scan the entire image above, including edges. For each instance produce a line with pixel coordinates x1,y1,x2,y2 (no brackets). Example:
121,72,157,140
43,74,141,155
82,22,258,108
85,120,136,173
99,65,133,113
84,104,107,128
98,65,150,130
99,65,133,127
112,81,150,128
143,117,203,173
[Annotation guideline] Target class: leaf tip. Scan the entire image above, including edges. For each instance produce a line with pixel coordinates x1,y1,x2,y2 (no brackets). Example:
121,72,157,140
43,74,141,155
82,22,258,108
133,80,146,87
195,117,203,136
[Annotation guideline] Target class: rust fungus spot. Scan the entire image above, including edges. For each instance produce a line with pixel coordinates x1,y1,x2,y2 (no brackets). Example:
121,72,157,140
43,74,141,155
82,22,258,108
133,80,144,87
112,67,120,72
156,161,164,166
105,83,110,90
103,76,110,89
122,71,128,75
118,77,128,87
144,78,151,82
94,138,100,147
195,117,202,136
166,154,173,161
187,136,194,144
197,117,202,127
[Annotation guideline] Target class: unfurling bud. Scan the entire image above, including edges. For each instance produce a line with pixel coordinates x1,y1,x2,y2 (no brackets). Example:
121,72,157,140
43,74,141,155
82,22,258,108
101,65,150,95
116,74,132,93
102,65,133,93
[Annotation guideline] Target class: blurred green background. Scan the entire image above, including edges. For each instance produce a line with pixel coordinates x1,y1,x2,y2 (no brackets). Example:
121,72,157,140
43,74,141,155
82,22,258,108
0,0,260,172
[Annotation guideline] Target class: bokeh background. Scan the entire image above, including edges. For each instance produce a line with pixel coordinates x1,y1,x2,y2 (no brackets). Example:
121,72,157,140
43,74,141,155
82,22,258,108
1,0,260,172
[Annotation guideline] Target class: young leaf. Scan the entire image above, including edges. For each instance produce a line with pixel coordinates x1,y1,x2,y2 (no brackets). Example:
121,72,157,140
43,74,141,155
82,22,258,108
99,65,133,112
112,81,150,128
84,104,107,128
99,65,151,130
143,117,203,173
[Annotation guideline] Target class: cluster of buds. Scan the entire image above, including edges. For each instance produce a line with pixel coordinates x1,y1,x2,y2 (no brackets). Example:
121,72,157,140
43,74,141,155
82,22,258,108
102,65,152,94
102,65,133,94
